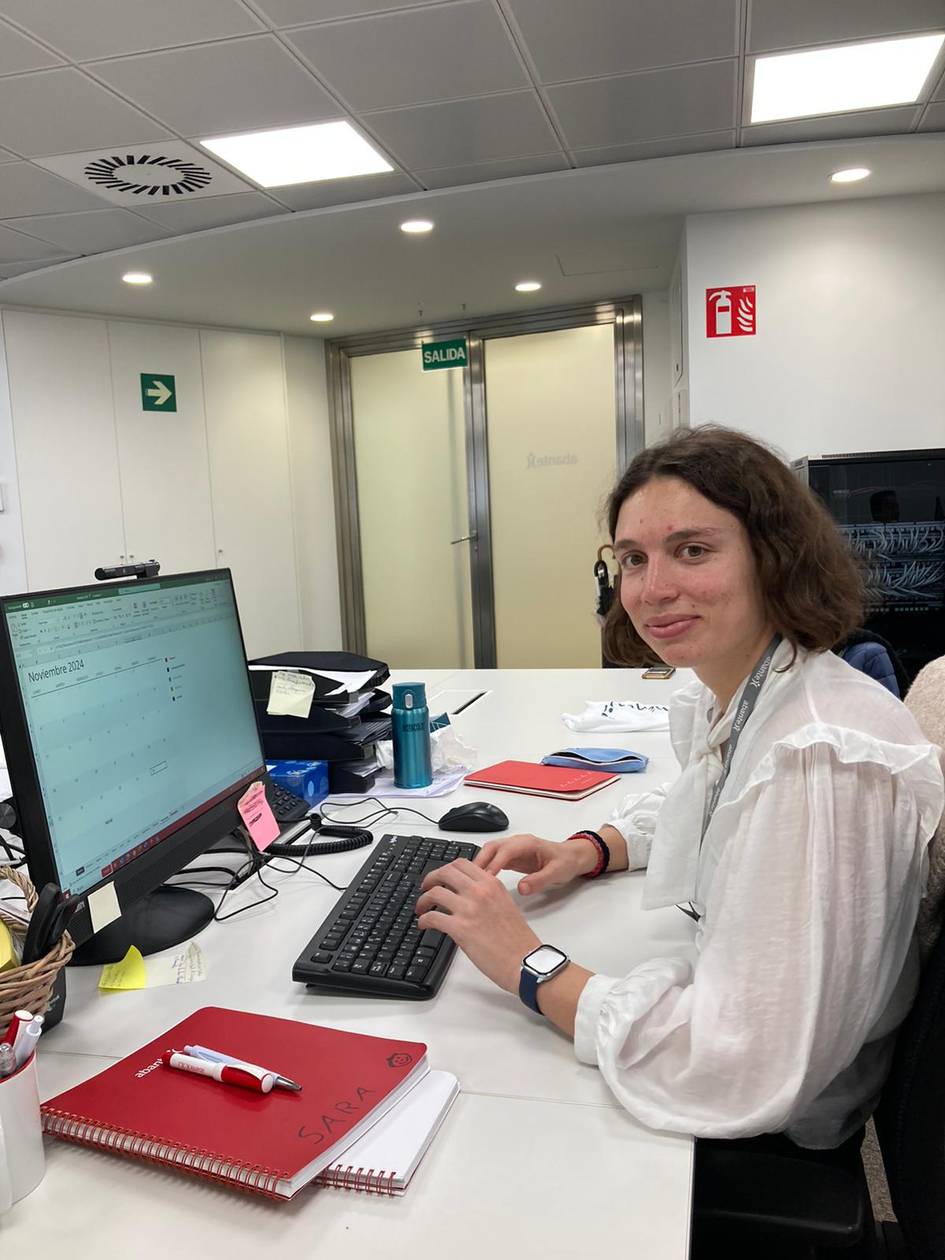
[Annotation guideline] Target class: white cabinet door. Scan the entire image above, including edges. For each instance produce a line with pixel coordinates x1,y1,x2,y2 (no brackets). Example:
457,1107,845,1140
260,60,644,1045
200,330,301,659
108,321,216,576
3,310,125,591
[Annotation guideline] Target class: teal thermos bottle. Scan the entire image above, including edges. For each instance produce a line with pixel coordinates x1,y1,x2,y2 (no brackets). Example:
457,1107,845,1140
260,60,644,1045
391,682,433,789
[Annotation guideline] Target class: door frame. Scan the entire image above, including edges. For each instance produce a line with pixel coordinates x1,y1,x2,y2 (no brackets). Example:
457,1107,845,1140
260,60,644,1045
326,296,643,664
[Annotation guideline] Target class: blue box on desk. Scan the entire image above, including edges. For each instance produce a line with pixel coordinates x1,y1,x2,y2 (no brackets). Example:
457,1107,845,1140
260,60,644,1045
265,759,329,805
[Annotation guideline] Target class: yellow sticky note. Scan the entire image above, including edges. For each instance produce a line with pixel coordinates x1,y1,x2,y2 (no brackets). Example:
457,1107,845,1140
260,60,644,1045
99,945,147,991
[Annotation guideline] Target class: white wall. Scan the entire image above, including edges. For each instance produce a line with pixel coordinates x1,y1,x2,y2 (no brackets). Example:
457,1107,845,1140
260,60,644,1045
283,334,342,650
685,192,945,461
0,308,340,654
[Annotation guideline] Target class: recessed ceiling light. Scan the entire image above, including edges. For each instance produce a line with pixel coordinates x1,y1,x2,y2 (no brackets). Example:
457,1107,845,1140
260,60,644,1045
122,271,153,285
200,121,392,188
515,280,542,293
400,219,434,234
831,167,872,184
750,33,945,124
309,312,334,323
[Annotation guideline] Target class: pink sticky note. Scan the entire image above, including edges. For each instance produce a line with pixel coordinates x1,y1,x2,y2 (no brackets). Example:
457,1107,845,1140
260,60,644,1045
237,781,280,852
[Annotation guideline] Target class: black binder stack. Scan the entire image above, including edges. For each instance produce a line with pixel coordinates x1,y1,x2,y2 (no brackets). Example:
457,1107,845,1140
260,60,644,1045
248,651,391,794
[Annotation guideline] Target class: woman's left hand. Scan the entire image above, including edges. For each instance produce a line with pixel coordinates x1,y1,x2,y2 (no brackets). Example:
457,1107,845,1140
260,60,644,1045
416,859,541,994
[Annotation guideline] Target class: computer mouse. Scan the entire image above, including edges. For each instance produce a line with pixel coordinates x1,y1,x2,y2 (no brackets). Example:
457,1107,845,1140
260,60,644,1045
438,801,510,833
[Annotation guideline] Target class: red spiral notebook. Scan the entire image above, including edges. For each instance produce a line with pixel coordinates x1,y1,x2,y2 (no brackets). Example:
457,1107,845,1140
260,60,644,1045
41,1006,428,1201
464,760,619,800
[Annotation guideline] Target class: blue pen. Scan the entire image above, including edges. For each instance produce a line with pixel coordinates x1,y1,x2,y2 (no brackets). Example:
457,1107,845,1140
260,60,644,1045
184,1043,302,1093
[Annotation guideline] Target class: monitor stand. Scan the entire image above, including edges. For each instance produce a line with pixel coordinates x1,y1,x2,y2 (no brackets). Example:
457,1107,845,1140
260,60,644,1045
69,886,214,966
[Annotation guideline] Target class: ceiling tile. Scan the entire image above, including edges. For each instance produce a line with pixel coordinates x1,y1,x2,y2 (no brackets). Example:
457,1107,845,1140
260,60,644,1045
0,162,117,216
0,68,168,157
0,18,64,73
748,0,945,53
268,170,418,209
417,153,569,187
573,131,736,166
918,102,945,129
742,106,920,146
253,0,442,25
0,145,20,162
548,61,738,150
6,208,171,253
0,256,77,278
91,36,339,137
132,190,287,229
934,71,945,101
0,0,263,60
507,0,738,82
0,222,71,262
287,1,527,111
364,92,560,169
36,142,253,207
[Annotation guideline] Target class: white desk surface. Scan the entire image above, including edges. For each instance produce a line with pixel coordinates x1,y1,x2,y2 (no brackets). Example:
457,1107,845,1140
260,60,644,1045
5,667,695,1258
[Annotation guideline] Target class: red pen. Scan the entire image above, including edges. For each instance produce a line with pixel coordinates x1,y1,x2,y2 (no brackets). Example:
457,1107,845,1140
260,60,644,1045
3,1009,32,1050
162,1050,275,1094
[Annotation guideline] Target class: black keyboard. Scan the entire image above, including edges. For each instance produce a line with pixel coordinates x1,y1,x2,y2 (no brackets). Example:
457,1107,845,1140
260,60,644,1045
292,833,479,999
266,780,311,823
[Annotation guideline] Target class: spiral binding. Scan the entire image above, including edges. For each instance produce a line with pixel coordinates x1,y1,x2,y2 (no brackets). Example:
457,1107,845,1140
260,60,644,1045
41,1108,291,1200
318,1164,398,1196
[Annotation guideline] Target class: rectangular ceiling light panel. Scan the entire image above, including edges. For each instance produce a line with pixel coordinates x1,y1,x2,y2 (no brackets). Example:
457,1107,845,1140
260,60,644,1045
751,33,945,124
200,120,393,187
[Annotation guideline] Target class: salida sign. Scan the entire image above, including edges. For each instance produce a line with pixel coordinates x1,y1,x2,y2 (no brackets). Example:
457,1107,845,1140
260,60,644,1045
421,338,468,371
706,285,756,338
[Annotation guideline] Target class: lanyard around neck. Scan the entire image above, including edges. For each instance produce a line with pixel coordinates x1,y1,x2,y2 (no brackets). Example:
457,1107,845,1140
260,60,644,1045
678,633,783,922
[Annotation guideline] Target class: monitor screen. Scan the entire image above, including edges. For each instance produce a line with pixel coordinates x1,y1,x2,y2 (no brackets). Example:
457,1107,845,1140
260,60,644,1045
0,571,266,934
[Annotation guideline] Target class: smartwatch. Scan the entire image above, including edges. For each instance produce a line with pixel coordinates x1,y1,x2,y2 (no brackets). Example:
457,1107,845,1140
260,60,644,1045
519,944,570,1014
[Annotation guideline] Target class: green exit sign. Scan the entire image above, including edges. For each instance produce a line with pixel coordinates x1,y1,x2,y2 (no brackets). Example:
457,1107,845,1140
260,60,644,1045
421,338,468,371
140,373,176,411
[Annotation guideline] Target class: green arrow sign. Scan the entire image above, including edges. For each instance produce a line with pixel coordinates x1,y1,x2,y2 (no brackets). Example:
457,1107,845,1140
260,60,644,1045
421,338,468,371
140,373,176,412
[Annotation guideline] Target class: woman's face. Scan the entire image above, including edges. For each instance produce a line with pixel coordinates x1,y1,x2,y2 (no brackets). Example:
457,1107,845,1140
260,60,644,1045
613,475,771,679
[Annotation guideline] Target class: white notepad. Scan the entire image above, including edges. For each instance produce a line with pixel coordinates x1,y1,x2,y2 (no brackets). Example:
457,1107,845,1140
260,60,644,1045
316,1069,459,1195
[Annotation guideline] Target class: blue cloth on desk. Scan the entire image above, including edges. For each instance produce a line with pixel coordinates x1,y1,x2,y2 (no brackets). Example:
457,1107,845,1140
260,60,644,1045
541,747,648,773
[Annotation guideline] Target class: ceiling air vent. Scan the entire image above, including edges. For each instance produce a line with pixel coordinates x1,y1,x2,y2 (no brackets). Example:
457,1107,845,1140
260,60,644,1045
83,153,214,197
35,142,251,207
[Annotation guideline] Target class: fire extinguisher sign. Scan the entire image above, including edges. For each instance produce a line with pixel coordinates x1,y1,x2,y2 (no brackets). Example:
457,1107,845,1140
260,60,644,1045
706,285,756,338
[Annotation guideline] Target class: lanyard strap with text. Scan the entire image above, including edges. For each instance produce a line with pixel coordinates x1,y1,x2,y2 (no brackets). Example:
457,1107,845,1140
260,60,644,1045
679,633,783,922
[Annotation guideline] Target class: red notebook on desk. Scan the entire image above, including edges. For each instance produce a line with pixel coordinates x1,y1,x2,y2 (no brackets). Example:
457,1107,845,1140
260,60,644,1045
464,760,619,800
41,1006,428,1201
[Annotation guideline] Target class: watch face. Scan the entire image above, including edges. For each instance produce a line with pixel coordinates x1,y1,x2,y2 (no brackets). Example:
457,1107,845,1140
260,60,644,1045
525,945,567,976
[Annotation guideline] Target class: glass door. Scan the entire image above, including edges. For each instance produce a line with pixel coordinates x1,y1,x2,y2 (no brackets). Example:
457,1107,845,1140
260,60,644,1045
329,299,641,668
349,348,474,669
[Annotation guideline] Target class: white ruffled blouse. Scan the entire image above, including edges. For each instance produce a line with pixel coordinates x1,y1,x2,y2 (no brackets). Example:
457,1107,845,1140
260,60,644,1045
573,642,945,1147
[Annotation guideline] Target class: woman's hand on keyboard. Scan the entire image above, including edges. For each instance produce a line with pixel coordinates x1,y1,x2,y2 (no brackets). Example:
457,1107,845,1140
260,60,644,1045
473,833,598,897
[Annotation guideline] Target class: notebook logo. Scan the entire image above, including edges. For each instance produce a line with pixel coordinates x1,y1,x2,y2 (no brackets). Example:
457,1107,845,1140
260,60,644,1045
386,1052,413,1068
135,1058,164,1079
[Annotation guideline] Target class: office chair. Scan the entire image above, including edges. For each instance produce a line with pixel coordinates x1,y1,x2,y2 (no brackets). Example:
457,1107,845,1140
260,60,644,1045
692,916,945,1259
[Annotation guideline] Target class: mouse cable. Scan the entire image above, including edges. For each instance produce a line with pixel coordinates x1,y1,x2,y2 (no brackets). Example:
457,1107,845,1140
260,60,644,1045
319,796,441,829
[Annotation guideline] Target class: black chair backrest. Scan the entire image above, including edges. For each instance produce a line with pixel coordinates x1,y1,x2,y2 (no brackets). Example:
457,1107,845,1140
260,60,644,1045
875,924,945,1258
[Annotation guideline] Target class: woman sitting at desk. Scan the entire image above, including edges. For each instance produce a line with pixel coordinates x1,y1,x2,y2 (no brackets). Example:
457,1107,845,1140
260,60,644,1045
416,425,944,1150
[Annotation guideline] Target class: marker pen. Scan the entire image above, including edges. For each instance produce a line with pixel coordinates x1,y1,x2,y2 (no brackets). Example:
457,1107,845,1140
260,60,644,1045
13,1021,41,1069
162,1050,274,1094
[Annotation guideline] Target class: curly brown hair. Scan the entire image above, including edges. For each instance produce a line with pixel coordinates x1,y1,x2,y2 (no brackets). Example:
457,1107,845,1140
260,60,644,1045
602,425,865,668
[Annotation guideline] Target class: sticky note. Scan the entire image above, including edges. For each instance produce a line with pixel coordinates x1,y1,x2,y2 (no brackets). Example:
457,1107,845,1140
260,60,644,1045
88,881,121,934
238,780,279,851
99,945,147,991
267,669,315,718
146,940,206,987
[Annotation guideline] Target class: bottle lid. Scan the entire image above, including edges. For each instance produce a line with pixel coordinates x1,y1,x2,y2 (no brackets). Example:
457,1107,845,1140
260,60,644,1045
392,682,426,712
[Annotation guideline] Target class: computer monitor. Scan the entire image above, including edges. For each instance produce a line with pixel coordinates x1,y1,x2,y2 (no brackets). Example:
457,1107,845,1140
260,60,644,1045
0,569,268,964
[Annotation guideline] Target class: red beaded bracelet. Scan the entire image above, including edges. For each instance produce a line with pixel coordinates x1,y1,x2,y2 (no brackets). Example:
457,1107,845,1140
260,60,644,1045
569,829,610,879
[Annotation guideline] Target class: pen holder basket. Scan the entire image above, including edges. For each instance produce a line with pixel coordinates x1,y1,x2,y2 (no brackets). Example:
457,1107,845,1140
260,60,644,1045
0,865,74,1028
